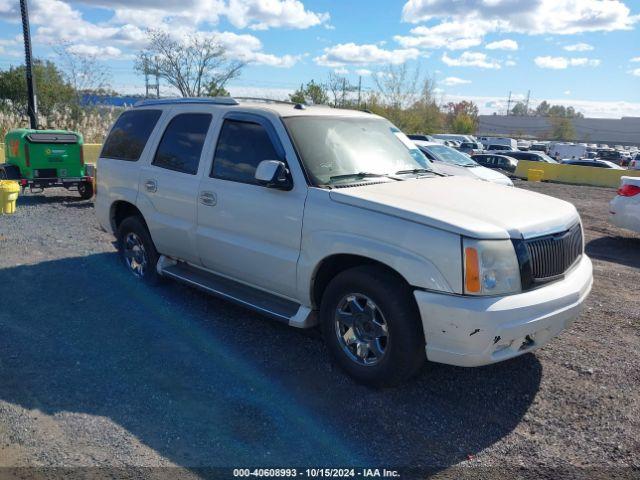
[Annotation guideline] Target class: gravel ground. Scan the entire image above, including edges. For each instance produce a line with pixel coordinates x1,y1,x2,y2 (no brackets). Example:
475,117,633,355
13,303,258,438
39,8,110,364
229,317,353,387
0,182,638,478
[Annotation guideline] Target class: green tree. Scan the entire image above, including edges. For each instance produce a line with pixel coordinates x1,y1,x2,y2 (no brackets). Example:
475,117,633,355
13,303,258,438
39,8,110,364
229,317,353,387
510,101,528,116
0,60,75,118
549,116,575,140
288,80,328,105
444,100,478,133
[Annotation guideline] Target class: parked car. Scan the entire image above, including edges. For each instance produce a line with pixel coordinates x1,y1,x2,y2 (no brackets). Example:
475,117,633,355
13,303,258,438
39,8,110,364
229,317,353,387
414,141,513,186
598,149,625,165
407,134,435,142
431,134,476,144
503,151,558,163
486,144,515,152
471,154,518,173
458,141,484,155
96,97,593,387
610,177,640,234
561,159,624,169
529,143,550,154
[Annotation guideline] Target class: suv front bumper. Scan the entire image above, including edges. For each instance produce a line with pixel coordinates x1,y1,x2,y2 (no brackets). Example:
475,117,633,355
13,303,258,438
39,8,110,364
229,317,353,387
414,254,593,367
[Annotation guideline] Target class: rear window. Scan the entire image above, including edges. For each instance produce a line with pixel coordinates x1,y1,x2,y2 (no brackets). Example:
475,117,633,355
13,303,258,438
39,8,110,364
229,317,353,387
152,113,212,175
102,109,162,161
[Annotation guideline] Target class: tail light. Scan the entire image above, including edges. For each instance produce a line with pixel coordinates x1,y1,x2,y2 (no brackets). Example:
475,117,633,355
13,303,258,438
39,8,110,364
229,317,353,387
617,184,640,197
25,144,31,167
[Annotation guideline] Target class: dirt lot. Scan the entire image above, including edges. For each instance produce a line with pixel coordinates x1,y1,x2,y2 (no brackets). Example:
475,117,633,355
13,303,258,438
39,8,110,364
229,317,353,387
0,180,638,478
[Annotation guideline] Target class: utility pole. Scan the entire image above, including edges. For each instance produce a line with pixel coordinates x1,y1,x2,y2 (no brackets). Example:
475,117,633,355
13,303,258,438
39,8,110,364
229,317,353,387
524,90,531,116
506,91,512,117
143,56,150,98
357,76,362,108
20,0,38,129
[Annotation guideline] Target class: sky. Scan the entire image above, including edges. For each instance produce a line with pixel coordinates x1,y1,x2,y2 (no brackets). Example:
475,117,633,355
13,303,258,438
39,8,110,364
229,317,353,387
0,0,639,118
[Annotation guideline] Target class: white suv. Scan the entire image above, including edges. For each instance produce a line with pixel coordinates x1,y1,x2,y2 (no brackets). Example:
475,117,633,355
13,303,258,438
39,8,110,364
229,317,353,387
96,98,593,387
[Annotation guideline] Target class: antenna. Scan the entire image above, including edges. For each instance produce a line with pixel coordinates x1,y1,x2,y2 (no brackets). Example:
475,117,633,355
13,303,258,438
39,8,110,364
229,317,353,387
20,0,38,129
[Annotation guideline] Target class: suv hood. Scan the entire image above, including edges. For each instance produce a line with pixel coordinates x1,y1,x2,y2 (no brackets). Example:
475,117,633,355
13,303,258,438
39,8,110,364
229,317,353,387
329,176,579,240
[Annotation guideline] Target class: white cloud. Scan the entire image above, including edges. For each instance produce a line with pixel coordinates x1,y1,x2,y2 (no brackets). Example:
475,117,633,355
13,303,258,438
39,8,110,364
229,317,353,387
355,69,372,76
631,68,640,77
505,59,517,66
534,56,601,69
399,0,638,55
66,44,125,59
564,42,594,51
401,0,638,35
485,39,518,51
225,0,329,30
394,21,484,50
442,51,501,69
315,43,421,67
442,76,471,86
206,31,302,67
631,57,640,62
564,90,572,95
334,67,349,75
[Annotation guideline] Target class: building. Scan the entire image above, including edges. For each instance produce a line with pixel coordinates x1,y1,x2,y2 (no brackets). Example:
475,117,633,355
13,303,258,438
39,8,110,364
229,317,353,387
478,115,640,146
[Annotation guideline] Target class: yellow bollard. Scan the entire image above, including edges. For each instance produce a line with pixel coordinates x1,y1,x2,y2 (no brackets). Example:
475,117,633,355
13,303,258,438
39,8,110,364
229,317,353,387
527,169,545,182
0,180,20,214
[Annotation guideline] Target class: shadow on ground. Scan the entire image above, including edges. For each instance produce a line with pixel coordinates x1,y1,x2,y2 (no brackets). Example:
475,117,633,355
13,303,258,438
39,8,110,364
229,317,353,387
0,253,541,470
17,193,91,207
586,235,640,269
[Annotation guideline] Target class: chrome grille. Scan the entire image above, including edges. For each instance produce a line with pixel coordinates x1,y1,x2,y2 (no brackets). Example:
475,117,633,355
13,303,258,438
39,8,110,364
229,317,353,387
525,223,583,280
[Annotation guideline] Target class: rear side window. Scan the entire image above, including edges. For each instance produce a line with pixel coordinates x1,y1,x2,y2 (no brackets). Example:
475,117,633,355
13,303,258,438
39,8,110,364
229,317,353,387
152,113,212,175
211,119,280,184
102,109,162,161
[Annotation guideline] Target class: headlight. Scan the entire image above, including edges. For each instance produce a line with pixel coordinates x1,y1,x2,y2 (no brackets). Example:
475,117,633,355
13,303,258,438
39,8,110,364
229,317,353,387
462,238,521,296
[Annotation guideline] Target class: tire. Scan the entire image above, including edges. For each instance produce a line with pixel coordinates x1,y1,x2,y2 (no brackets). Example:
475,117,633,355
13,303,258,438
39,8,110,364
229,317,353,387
78,181,94,200
117,216,160,285
320,265,426,387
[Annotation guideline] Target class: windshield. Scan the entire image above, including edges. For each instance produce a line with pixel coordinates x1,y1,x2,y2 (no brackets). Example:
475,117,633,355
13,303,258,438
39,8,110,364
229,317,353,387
537,153,558,163
283,116,432,185
422,144,478,167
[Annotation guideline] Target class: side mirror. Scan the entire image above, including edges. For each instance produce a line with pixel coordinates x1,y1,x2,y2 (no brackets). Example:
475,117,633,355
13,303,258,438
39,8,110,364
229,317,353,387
254,160,292,190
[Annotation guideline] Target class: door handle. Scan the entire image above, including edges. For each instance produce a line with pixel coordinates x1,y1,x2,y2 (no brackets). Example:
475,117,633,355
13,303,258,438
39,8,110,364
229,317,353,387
199,191,217,206
145,180,157,192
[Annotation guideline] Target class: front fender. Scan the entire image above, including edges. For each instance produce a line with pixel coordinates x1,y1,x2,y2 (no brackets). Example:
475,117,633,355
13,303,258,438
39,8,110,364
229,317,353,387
297,230,457,306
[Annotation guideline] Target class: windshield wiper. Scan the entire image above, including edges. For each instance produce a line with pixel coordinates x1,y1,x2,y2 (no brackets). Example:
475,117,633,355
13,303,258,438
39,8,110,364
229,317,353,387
329,172,390,182
395,168,433,175
395,168,445,177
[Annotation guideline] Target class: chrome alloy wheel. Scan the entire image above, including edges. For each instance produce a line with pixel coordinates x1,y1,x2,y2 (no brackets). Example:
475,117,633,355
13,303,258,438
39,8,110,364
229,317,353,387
334,293,389,366
123,232,147,278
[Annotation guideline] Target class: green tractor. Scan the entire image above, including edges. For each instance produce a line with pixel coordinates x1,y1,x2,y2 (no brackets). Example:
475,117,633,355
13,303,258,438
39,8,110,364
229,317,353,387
1,128,95,199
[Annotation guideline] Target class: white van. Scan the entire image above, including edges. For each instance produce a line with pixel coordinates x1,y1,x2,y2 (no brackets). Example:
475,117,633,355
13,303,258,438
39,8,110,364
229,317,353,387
549,143,587,160
478,137,518,150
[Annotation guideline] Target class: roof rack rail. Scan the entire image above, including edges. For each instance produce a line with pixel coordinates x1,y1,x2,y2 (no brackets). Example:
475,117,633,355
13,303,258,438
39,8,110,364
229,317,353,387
234,97,302,106
134,97,239,107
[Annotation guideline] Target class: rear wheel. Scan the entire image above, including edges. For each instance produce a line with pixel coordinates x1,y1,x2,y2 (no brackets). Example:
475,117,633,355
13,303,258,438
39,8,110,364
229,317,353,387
117,216,160,285
320,265,426,387
78,181,94,200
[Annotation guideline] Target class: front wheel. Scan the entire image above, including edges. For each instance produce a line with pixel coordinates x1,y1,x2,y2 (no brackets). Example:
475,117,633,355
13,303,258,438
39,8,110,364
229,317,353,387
117,216,160,285
78,181,94,200
320,265,426,387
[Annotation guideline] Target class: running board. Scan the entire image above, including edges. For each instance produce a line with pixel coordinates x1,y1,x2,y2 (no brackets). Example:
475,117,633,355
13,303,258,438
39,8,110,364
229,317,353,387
157,256,317,328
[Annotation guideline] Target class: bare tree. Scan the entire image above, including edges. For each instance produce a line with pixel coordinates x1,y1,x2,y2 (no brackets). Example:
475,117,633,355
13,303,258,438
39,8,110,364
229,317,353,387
54,44,112,103
373,64,421,109
326,73,357,108
136,30,244,98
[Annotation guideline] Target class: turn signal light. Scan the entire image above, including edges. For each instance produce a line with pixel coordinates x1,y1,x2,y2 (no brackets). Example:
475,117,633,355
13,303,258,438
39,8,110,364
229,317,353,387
464,247,481,293
617,184,640,197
